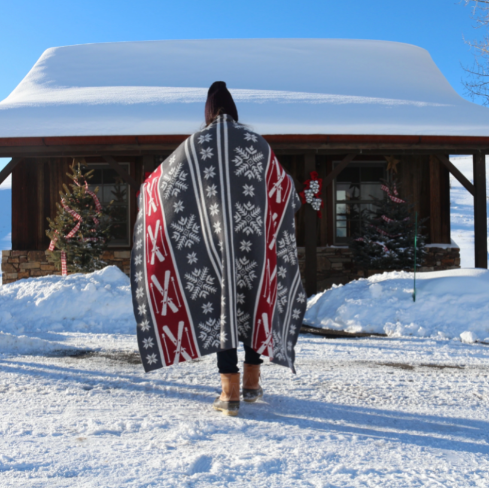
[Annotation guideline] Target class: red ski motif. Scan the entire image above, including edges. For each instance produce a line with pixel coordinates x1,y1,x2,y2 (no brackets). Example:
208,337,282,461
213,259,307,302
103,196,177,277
253,152,292,358
143,168,199,366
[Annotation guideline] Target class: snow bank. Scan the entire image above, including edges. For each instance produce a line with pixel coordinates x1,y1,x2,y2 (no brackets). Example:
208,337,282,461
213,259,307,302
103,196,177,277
0,266,135,354
305,268,489,343
1,39,489,137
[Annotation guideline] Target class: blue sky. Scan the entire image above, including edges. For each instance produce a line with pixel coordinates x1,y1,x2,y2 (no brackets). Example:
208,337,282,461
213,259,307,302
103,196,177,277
0,0,484,169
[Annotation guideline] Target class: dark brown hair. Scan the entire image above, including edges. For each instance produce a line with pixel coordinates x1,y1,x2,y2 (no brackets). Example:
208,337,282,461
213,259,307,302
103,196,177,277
205,81,238,125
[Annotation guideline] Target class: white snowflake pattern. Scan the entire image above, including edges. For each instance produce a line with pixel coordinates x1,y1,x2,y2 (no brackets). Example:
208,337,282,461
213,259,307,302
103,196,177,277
169,155,176,165
138,303,147,316
146,353,158,365
187,252,198,264
139,319,150,332
278,266,287,279
160,163,188,199
135,255,143,266
135,287,144,299
134,271,143,283
204,166,216,179
234,202,263,235
237,309,251,338
198,318,221,349
200,147,214,160
292,308,302,320
277,231,298,265
135,239,143,250
276,283,288,313
206,184,218,198
218,241,224,252
244,132,258,142
242,184,255,197
220,329,228,344
202,302,213,314
297,292,306,303
288,340,294,352
240,240,252,252
171,215,201,250
173,200,184,213
137,224,143,234
290,324,297,335
272,330,287,361
233,146,264,180
236,257,258,289
213,221,222,234
236,293,245,305
143,337,154,349
198,133,212,144
185,267,217,300
209,203,219,216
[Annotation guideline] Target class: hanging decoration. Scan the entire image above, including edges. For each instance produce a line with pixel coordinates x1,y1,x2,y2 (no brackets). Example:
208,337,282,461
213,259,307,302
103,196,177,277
299,171,323,217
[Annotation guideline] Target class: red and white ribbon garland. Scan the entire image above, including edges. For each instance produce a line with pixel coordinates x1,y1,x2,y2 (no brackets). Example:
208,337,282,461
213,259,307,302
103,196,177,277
48,179,103,276
381,183,406,204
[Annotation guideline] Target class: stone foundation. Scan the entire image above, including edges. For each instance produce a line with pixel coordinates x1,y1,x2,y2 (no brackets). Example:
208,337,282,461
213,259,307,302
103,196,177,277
1,250,131,285
2,244,460,288
297,243,461,292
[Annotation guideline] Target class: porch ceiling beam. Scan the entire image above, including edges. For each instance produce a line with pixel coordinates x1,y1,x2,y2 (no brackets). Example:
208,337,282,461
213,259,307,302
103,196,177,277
0,157,21,186
322,153,356,188
435,154,475,196
5,144,489,158
102,156,140,192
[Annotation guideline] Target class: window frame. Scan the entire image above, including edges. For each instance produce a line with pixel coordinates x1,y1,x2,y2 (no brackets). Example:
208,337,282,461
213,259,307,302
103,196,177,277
333,161,387,245
85,162,132,248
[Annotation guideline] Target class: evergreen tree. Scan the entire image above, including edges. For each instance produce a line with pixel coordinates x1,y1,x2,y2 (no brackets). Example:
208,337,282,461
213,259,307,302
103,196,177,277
46,161,113,274
349,178,427,270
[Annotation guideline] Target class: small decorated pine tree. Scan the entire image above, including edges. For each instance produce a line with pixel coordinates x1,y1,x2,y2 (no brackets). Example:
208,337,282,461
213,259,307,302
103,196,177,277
350,178,427,270
46,160,113,274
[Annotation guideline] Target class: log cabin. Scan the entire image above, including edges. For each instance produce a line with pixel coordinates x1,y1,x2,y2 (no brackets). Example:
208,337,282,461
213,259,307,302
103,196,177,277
0,39,487,295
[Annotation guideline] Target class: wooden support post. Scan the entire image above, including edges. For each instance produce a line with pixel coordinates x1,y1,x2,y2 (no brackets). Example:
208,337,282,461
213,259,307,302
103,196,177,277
304,152,317,296
0,157,21,186
473,153,487,268
103,156,140,192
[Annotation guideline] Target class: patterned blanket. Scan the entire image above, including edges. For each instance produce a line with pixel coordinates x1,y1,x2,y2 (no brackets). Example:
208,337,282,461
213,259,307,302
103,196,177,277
131,115,306,372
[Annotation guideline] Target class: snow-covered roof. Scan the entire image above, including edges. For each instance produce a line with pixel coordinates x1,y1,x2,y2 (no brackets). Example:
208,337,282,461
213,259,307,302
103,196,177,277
1,38,489,138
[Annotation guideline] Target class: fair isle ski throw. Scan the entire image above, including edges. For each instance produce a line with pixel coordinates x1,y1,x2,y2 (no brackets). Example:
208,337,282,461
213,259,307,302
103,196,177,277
131,115,307,373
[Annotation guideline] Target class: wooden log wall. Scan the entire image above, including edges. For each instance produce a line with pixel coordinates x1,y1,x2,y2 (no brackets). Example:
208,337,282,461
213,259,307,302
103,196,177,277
11,152,451,253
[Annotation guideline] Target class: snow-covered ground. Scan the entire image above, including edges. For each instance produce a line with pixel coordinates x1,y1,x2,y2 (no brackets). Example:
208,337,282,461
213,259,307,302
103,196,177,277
0,267,489,486
305,268,489,343
1,334,488,486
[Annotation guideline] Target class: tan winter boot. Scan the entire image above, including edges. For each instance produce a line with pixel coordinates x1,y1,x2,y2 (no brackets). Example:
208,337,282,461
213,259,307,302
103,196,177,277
213,373,240,416
242,363,263,403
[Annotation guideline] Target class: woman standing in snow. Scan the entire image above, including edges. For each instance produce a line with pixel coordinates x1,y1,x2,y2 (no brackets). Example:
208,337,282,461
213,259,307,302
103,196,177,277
131,81,306,416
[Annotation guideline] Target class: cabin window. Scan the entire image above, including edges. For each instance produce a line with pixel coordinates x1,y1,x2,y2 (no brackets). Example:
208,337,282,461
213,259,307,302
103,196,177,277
334,162,386,244
87,164,130,247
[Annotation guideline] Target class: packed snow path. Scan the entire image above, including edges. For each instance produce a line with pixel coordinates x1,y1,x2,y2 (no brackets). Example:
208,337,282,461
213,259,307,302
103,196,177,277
1,335,488,487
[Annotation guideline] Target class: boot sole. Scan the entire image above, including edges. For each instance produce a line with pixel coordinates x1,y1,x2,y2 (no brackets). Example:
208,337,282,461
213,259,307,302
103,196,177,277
243,394,263,403
213,405,239,416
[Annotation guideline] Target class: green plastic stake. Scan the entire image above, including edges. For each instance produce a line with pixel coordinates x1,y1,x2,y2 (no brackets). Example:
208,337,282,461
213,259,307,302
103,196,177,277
413,211,418,302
